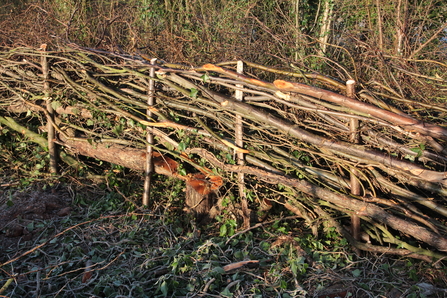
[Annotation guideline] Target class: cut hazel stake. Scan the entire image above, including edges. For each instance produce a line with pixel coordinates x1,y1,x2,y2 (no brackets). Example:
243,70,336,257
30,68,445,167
235,61,250,228
40,43,57,174
143,58,157,206
347,79,361,253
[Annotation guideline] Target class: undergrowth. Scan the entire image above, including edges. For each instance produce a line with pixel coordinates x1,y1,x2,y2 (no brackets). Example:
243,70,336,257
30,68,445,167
1,176,446,298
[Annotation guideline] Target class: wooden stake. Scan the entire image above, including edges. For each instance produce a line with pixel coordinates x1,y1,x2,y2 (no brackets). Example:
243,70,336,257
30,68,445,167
142,58,157,206
347,79,361,253
235,61,250,228
41,44,57,174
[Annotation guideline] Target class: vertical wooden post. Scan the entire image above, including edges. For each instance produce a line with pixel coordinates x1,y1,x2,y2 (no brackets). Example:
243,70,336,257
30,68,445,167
41,44,57,174
347,79,361,253
142,58,157,206
235,61,250,228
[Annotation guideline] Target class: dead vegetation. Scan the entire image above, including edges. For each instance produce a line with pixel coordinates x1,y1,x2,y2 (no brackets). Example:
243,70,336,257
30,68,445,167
1,1,447,297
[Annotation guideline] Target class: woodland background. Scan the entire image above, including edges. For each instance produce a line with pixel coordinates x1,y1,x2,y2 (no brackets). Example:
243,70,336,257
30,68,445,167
1,0,447,297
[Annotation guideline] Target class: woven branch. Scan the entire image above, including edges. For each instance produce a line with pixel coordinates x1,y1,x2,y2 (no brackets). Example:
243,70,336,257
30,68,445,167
1,45,447,259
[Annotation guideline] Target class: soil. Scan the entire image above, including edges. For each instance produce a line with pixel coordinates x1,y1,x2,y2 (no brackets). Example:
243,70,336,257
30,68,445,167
0,187,72,259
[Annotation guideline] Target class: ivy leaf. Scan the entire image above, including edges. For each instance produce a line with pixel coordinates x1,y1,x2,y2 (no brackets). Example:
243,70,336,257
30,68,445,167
220,287,233,297
179,167,187,176
160,281,168,296
220,224,227,236
112,124,123,136
27,222,34,232
201,73,210,83
178,142,187,152
352,269,362,277
190,88,198,98
291,261,298,276
410,143,425,158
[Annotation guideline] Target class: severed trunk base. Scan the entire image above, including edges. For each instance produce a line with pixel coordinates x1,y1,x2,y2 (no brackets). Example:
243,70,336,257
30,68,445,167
185,183,217,224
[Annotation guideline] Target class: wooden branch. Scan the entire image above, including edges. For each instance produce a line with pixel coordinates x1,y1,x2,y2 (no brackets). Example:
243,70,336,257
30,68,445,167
201,87,447,188
216,60,346,90
273,80,447,140
2,45,447,257
188,148,447,252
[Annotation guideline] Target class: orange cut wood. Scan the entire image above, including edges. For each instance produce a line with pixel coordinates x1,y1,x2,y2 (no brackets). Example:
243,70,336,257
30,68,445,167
185,173,223,195
273,80,295,90
202,64,224,72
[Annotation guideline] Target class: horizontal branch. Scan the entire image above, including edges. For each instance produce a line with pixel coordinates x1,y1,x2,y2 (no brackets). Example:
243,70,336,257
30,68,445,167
188,148,447,252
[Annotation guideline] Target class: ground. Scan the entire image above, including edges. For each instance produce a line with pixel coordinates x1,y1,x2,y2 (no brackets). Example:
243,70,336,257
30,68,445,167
1,184,447,297
0,187,72,248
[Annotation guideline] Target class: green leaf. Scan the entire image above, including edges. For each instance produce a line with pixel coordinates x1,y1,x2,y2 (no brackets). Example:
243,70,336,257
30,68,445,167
178,142,187,152
179,167,187,176
410,147,421,156
212,266,225,276
352,269,362,277
220,287,233,297
260,241,270,251
201,73,210,83
220,224,227,236
410,143,426,158
160,280,168,296
112,124,123,136
381,263,390,271
291,261,298,276
27,222,34,232
190,88,198,98
164,141,174,151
